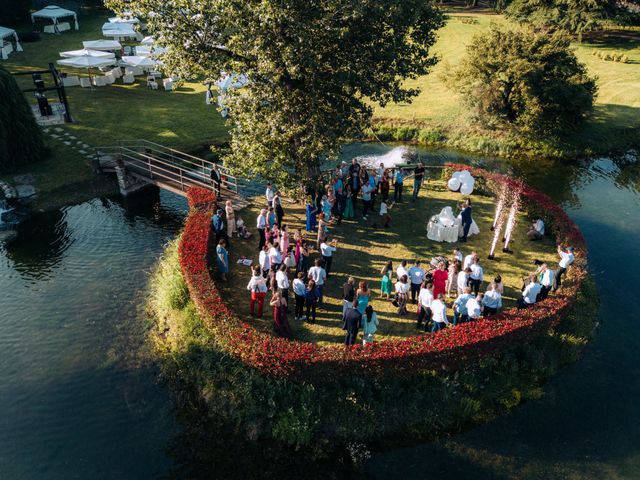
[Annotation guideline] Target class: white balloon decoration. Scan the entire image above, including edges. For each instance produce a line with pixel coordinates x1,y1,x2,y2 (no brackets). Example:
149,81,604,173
448,177,461,191
460,182,474,195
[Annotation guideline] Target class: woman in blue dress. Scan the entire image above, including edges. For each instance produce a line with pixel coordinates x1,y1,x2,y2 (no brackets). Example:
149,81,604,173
356,280,370,314
216,239,229,281
305,198,318,232
321,194,332,221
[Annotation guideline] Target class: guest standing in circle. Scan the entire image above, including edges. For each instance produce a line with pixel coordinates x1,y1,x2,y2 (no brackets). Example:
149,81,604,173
304,279,320,323
380,261,393,300
297,241,310,276
361,305,379,346
305,198,318,232
316,213,329,250
280,224,290,254
553,245,575,292
457,267,471,296
211,208,226,247
270,289,291,338
273,190,285,226
469,258,484,295
308,258,327,305
408,260,425,305
265,182,275,207
225,200,236,239
393,168,405,203
320,236,337,277
482,282,502,316
246,266,268,318
292,272,307,321
342,276,356,316
275,264,290,309
256,208,267,251
395,274,410,316
417,281,434,331
412,161,425,202
538,263,554,301
379,170,390,202
430,294,449,332
216,239,229,282
432,261,448,298
446,261,460,298
343,299,362,347
356,280,370,314
259,243,271,280
493,274,504,294
459,198,473,242
210,164,221,197
343,183,355,219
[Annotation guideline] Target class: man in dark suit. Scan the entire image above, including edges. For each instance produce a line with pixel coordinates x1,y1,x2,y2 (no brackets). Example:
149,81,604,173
210,164,221,197
342,299,362,347
459,198,473,242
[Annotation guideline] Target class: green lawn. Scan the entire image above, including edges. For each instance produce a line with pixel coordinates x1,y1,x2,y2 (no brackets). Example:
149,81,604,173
218,179,557,345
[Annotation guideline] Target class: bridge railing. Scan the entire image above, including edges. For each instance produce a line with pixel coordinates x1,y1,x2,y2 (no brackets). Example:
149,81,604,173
116,140,240,195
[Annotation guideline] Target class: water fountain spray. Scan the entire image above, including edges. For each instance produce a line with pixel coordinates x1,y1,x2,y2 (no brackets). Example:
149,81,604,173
502,193,520,253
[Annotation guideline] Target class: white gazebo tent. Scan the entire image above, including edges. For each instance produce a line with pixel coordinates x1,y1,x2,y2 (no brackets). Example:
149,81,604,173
82,40,122,51
59,48,115,59
102,22,138,40
120,55,161,69
0,26,23,60
31,6,79,33
57,55,117,85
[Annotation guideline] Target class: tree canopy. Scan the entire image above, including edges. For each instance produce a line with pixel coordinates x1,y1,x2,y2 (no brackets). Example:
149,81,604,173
448,27,597,139
106,0,444,184
507,0,640,38
0,65,46,172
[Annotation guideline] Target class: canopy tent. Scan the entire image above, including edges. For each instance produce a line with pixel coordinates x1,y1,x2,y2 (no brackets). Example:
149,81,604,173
0,26,23,60
135,45,167,56
140,35,155,45
120,55,161,68
215,73,249,91
59,48,115,59
102,22,137,40
31,6,79,32
82,40,122,51
108,16,140,24
57,56,116,69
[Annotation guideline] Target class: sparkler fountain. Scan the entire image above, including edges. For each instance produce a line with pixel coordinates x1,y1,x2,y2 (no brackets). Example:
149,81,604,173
502,192,521,253
488,210,506,260
490,186,507,231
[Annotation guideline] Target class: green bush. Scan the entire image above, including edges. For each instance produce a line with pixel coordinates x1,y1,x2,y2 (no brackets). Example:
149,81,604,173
0,65,46,172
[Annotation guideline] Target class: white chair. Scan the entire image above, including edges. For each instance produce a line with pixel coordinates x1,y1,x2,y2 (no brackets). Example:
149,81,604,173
104,73,116,84
79,77,91,88
92,76,107,87
57,22,71,32
126,66,144,76
62,76,80,87
170,74,180,82
150,70,162,78
110,67,122,78
43,24,56,34
147,77,158,90
162,78,173,91
122,73,135,84
1,42,13,60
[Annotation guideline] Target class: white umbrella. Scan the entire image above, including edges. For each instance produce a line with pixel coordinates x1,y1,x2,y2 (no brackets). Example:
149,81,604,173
59,48,115,58
135,45,167,56
82,39,122,51
140,35,155,45
120,55,161,68
57,56,116,68
215,73,248,90
102,22,136,39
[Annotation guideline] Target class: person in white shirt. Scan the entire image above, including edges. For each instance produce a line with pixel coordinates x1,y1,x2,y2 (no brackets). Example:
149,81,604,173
259,243,271,279
527,218,545,240
373,198,392,228
361,182,373,219
519,275,542,309
320,237,338,277
395,274,410,316
275,264,290,309
265,183,275,207
256,208,268,251
457,267,471,295
469,258,484,295
452,248,463,264
466,293,482,321
553,245,574,291
307,258,327,305
396,260,409,283
408,260,425,305
463,251,477,270
482,282,502,315
430,294,449,332
269,242,283,270
246,266,268,318
453,287,474,325
292,272,307,320
417,281,434,331
538,263,554,301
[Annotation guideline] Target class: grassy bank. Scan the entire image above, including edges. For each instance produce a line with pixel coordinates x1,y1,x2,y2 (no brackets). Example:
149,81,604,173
147,238,598,477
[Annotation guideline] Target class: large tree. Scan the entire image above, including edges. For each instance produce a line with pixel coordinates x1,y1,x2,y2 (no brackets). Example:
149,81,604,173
0,65,46,172
448,27,597,139
107,0,444,184
507,0,640,39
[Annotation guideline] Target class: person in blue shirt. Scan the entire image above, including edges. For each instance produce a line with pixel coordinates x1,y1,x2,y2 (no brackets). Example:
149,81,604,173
305,198,318,232
211,208,227,247
342,299,362,347
216,239,229,282
453,287,474,324
394,168,405,203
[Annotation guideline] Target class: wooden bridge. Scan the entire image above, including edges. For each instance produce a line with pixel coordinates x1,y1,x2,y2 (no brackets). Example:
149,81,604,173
94,140,250,208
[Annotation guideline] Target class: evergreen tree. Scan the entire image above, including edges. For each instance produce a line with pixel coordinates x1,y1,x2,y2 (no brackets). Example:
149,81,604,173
0,65,46,172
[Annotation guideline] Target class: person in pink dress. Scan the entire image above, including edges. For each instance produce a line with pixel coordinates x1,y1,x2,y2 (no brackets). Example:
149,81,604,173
280,224,290,255
270,288,291,338
432,261,448,298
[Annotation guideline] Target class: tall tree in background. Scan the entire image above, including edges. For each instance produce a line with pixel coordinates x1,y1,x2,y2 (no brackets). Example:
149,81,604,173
448,27,597,139
0,65,45,172
0,0,31,25
106,0,444,184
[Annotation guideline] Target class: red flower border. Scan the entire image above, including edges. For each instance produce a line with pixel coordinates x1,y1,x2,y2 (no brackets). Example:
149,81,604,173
178,166,587,379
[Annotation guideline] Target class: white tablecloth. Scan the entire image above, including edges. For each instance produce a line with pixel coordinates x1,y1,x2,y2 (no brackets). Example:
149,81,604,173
427,216,461,243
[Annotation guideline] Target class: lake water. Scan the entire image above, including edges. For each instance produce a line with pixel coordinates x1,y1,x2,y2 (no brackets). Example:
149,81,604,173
0,147,639,479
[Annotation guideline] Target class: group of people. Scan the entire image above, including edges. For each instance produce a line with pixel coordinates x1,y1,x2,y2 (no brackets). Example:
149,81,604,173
209,161,576,345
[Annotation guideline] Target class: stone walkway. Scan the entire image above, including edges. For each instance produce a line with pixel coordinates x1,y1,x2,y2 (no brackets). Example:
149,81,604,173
42,126,96,161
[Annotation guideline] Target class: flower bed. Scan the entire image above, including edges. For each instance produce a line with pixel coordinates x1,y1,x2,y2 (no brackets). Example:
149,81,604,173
178,166,588,380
